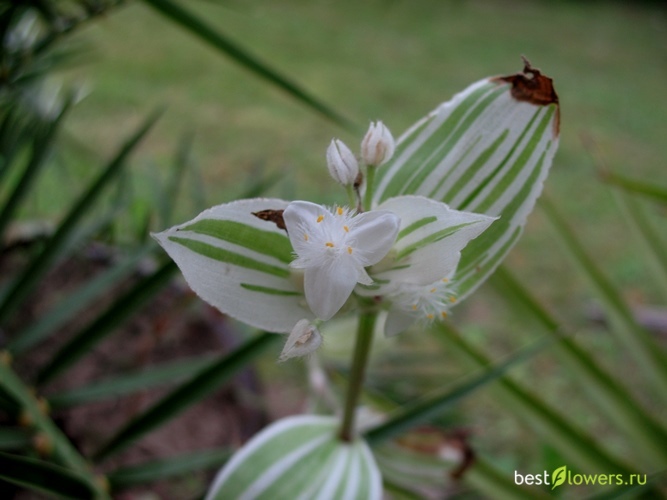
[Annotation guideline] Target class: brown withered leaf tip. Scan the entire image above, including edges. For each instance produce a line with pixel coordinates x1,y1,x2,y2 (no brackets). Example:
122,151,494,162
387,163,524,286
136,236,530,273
252,209,286,230
492,56,560,136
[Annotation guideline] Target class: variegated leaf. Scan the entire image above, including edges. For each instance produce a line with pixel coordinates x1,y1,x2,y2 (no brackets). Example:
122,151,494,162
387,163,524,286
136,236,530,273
152,198,313,333
205,415,382,500
373,62,559,301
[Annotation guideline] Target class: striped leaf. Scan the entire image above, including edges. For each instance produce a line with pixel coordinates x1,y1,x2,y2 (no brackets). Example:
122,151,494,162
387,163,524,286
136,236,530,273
153,198,313,333
373,62,560,301
205,415,381,500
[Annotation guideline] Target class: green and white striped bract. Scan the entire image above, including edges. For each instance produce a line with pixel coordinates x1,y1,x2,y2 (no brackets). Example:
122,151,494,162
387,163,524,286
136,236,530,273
205,415,382,500
373,72,559,302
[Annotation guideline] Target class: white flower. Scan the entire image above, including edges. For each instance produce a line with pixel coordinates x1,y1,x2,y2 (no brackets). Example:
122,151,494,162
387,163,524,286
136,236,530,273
279,319,323,361
384,275,458,337
361,121,395,166
283,201,400,320
326,139,359,186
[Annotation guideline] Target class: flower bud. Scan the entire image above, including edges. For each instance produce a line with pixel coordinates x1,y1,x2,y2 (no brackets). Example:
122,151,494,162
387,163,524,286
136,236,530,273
279,320,322,361
361,121,395,166
326,139,359,186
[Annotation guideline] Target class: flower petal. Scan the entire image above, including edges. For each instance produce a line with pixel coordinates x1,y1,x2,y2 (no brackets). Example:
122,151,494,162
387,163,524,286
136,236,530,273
364,195,495,293
348,210,400,267
304,257,359,320
384,309,419,337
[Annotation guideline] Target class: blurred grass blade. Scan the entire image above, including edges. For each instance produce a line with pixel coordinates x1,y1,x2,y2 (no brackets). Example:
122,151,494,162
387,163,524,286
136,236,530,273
0,386,20,413
8,244,155,355
437,321,634,474
491,265,667,468
107,448,230,490
49,353,217,409
0,110,162,326
539,196,667,396
141,0,354,130
364,334,551,445
612,190,667,297
94,332,279,461
36,260,177,385
602,171,667,204
0,363,106,496
0,452,100,500
0,427,31,450
0,101,70,240
0,109,31,184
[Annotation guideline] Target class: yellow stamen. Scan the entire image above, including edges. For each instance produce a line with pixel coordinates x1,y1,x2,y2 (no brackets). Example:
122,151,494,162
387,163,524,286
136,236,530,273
325,242,334,248
426,313,434,320
441,311,448,318
412,304,418,311
304,234,309,241
337,207,343,215
317,215,324,223
442,278,449,283
347,246,353,254
449,296,457,303
343,225,349,232
430,288,436,293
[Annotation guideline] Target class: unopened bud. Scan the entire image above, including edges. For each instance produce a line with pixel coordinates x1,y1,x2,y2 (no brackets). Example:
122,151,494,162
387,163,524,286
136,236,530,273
280,319,322,361
326,139,359,186
361,121,395,166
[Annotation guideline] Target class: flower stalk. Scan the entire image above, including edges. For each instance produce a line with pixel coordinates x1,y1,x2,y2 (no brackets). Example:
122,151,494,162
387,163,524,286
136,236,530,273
339,308,378,442
363,166,376,212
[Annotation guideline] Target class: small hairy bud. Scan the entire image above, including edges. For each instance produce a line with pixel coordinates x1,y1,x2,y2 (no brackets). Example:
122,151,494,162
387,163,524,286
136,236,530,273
361,121,395,166
280,320,322,361
326,139,359,186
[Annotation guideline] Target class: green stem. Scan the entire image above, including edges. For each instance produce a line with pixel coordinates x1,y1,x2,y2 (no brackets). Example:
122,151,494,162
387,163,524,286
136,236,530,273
363,166,376,212
339,310,377,442
345,185,356,209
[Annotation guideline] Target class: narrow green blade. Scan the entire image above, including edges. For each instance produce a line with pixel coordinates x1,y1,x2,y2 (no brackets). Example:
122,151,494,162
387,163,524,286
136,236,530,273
364,333,551,445
48,354,217,409
0,452,100,500
491,265,667,469
0,101,70,240
602,171,667,204
0,363,105,496
140,0,353,130
0,109,161,325
437,321,634,474
36,260,177,385
0,427,31,450
540,196,667,397
107,448,230,490
94,332,279,461
8,244,155,355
